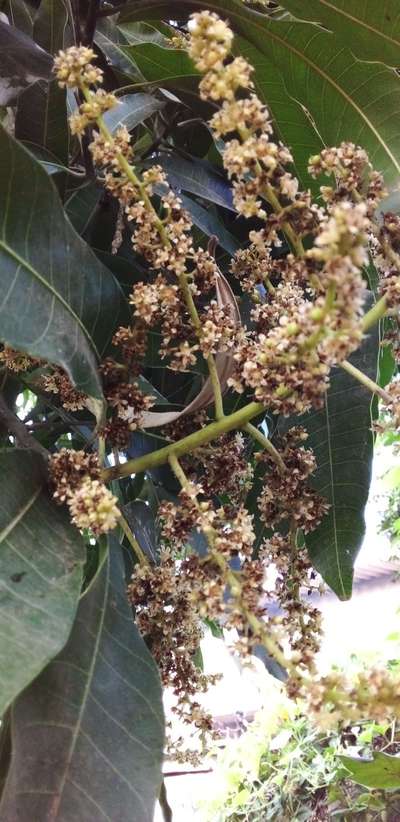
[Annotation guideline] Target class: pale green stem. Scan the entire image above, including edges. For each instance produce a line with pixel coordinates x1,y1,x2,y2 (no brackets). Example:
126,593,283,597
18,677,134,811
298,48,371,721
361,295,388,332
340,359,392,403
101,401,265,481
244,422,286,473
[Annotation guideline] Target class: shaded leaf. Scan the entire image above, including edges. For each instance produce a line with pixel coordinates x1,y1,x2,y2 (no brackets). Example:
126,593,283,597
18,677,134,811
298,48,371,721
5,0,34,36
123,499,159,562
0,125,126,398
340,752,400,789
121,40,201,100
103,92,164,133
181,194,240,254
15,80,68,164
280,0,400,66
65,182,102,236
0,544,164,822
15,0,71,164
298,323,379,599
95,18,140,77
0,449,85,716
0,19,52,105
159,152,234,210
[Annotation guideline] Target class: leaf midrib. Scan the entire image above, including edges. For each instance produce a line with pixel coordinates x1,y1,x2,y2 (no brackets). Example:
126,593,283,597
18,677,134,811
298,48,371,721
293,0,400,50
53,558,109,817
0,486,42,544
0,238,100,358
322,390,346,598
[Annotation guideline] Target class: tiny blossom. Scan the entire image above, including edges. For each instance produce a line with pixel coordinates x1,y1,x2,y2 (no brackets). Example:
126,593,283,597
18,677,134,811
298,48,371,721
187,11,233,72
42,368,87,412
53,46,103,88
0,345,38,373
68,478,119,535
49,448,100,503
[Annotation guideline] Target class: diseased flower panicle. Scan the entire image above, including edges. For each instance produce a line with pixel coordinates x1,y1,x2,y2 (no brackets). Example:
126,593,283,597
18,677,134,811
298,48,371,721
0,345,39,373
47,21,400,750
49,448,100,503
42,367,87,412
257,427,329,533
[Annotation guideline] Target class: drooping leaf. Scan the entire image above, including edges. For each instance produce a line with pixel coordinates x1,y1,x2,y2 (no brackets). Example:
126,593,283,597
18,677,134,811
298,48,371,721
0,449,85,716
297,322,379,599
181,194,240,254
5,0,34,36
0,125,126,398
340,752,400,789
15,0,71,164
0,18,52,104
159,153,235,210
15,80,68,164
0,544,164,822
120,0,400,186
279,0,400,66
103,92,164,134
95,18,138,77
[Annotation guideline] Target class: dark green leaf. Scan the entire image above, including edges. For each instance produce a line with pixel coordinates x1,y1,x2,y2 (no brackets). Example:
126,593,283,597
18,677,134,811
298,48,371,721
279,1,400,65
121,40,200,99
0,544,164,821
103,92,164,133
15,80,68,164
0,449,85,716
340,752,400,789
5,0,34,36
15,0,71,164
65,182,102,236
95,18,140,77
301,325,379,599
181,195,240,254
120,0,400,186
159,153,234,210
123,499,159,562
0,125,126,398
118,21,171,46
0,19,52,105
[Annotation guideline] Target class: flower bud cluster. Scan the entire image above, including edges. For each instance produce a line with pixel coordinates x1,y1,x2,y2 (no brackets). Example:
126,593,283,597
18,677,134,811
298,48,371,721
49,448,119,535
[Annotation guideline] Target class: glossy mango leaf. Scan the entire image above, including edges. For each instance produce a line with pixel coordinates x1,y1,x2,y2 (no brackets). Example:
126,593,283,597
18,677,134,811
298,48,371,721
0,450,85,717
341,752,400,789
280,1,400,66
301,324,379,599
103,92,164,134
0,544,164,821
159,153,235,210
0,125,126,399
120,0,400,186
